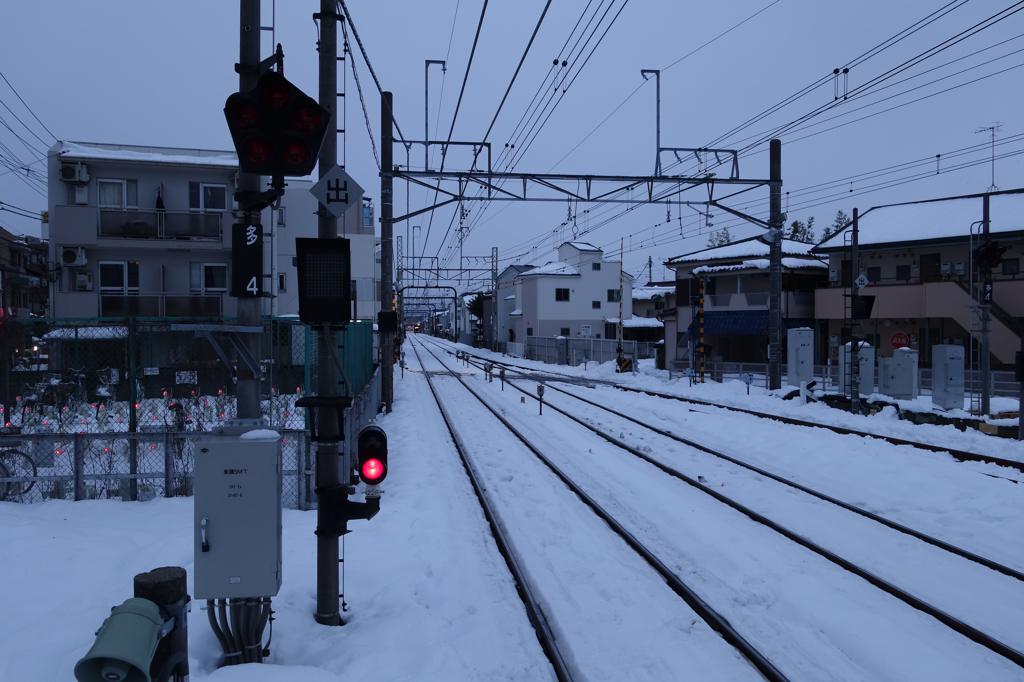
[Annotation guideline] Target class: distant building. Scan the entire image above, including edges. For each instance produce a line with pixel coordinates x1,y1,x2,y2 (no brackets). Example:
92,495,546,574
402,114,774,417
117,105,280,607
502,242,633,342
813,191,1024,367
664,237,827,363
626,282,674,343
0,227,48,317
46,140,372,319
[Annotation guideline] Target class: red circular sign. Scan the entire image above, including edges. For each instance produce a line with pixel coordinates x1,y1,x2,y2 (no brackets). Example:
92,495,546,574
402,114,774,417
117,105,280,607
891,332,910,349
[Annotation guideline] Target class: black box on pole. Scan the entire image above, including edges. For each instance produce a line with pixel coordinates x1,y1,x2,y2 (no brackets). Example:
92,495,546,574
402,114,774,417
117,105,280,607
296,237,351,324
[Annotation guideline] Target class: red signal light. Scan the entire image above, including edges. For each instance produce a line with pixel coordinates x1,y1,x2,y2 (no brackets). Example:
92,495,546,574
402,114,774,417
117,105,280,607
281,140,310,167
244,138,272,164
294,106,321,132
233,103,259,129
362,458,384,481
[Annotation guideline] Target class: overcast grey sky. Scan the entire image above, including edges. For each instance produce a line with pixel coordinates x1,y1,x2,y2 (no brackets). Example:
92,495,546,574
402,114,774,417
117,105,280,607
2,0,1022,282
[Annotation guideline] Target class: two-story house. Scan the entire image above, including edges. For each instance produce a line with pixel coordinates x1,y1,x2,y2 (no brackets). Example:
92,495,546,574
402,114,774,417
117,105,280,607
664,237,827,363
0,228,48,317
627,282,675,343
812,191,1024,368
46,141,371,319
506,242,633,341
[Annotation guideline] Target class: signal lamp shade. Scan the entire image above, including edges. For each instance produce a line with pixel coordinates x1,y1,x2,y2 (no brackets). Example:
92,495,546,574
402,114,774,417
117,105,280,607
357,425,388,485
264,83,290,109
294,107,321,132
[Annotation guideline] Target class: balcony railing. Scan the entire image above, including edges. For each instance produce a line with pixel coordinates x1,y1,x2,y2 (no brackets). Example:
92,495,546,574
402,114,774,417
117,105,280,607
99,209,222,241
744,292,769,306
100,293,223,317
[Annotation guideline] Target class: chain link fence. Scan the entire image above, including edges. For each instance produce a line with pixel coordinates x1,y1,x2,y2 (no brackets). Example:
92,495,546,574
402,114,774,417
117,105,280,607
0,317,382,509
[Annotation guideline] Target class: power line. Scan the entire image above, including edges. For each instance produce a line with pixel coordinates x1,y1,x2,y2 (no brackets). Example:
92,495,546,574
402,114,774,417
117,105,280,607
0,70,57,142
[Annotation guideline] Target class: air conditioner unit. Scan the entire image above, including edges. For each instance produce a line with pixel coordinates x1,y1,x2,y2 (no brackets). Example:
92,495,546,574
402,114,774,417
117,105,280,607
61,247,87,266
75,272,93,291
59,162,89,183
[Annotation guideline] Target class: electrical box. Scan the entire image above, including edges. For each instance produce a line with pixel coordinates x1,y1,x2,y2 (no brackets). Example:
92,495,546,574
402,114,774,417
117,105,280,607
194,424,282,600
786,327,814,388
839,341,875,396
879,348,919,400
931,345,965,410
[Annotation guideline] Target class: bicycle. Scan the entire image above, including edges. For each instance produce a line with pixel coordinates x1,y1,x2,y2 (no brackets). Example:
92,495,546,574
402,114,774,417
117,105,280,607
0,447,37,502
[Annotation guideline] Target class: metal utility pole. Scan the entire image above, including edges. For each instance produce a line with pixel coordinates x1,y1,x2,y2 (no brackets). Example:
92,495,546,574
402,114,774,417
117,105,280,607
851,207,862,414
381,91,395,412
640,70,661,175
424,60,446,171
981,193,991,416
767,139,783,390
313,0,343,627
236,0,263,421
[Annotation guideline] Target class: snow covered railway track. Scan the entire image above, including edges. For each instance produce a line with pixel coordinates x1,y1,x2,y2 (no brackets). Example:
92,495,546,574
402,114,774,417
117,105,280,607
414,338,1024,678
410,340,789,682
422,338,1023,475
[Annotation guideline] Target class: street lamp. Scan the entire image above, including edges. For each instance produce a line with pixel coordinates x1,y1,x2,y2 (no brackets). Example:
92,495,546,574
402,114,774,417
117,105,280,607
640,69,661,175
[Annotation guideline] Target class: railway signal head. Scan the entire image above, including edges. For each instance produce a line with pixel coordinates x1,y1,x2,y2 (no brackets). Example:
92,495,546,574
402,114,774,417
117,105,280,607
224,70,330,179
357,425,388,485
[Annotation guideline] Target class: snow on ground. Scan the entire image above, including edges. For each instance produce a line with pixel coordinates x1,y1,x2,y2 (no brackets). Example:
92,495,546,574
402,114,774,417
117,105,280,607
0,364,552,681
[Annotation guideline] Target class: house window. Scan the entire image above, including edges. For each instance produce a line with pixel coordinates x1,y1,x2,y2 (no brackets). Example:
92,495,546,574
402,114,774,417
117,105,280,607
98,179,138,208
592,262,601,271
190,262,228,293
189,183,227,211
866,266,881,283
896,264,911,281
655,300,665,310
555,288,570,301
560,327,570,336
605,322,617,339
277,207,286,227
1003,258,1020,276
607,289,620,302
278,273,287,292
526,328,534,336
592,300,601,309
98,261,140,293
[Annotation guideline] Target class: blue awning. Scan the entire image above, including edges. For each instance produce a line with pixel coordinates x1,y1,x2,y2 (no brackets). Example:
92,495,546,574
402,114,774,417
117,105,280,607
687,311,816,336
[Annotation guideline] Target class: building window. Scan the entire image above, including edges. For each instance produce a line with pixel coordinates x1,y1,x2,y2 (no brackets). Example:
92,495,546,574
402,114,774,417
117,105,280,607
98,261,140,293
560,327,570,336
866,266,881,283
1003,258,1020,276
592,300,601,309
605,322,617,339
607,289,620,302
98,179,138,208
363,203,374,229
592,262,601,271
278,273,286,292
190,262,228,293
896,264,911,281
555,288,570,301
526,328,534,336
654,300,665,310
189,183,227,211
277,207,286,227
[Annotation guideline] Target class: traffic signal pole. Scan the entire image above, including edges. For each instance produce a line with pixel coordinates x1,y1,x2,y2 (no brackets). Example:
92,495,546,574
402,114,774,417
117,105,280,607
381,92,395,412
236,0,263,421
767,139,783,391
314,0,343,627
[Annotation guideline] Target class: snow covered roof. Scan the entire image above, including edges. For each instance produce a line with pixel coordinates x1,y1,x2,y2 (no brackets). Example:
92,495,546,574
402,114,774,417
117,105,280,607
604,317,664,328
692,257,827,275
666,236,817,265
504,295,516,300
561,241,601,251
815,192,1024,251
509,309,522,316
59,141,239,168
521,261,579,277
632,286,674,300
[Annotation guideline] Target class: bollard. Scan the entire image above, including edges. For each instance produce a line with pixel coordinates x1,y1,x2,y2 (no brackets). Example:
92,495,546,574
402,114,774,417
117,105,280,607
500,368,506,391
537,383,545,416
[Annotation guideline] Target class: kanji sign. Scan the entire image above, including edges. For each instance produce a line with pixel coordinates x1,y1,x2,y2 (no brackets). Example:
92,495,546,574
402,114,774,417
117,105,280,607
231,221,263,298
309,165,364,218
891,332,910,349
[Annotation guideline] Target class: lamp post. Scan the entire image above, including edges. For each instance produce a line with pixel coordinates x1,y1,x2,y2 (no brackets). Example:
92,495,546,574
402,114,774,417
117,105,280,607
640,69,661,176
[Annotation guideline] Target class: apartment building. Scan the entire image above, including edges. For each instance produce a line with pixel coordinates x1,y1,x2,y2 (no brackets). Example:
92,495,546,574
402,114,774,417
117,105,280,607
505,242,633,341
0,227,48,317
664,237,827,363
46,141,371,319
812,191,1024,367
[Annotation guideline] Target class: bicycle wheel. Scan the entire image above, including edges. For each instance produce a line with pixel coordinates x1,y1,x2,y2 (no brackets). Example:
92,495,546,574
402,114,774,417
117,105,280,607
0,450,37,500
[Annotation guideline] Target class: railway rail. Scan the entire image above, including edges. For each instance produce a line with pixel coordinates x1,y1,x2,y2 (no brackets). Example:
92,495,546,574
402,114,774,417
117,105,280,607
415,334,1024,672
